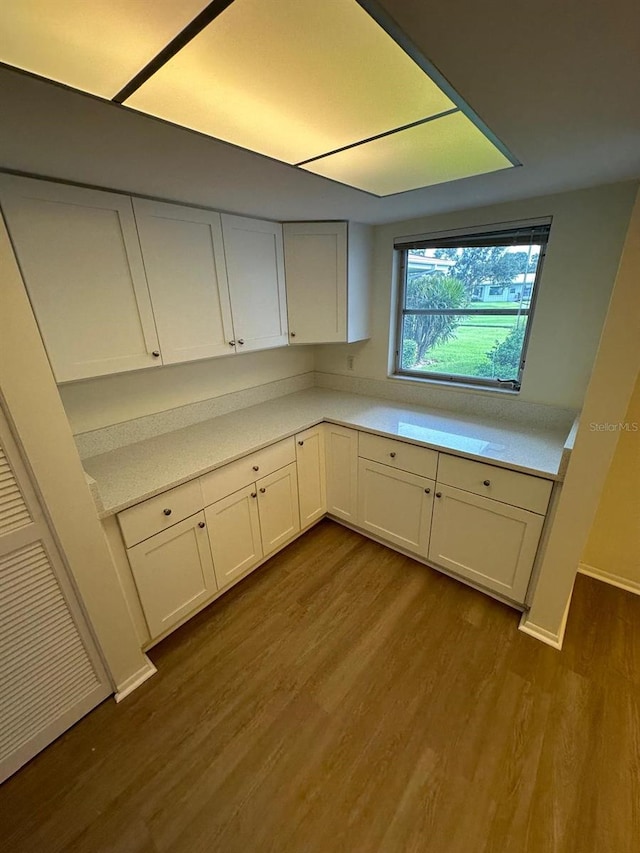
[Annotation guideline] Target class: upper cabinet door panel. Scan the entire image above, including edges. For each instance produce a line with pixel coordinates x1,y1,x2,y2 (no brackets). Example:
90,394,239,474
221,214,288,352
133,199,235,364
283,222,347,344
0,176,160,382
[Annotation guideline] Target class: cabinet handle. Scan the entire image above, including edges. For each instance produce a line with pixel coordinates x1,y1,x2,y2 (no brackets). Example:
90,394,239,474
251,492,257,498
424,488,431,494
259,487,266,493
163,508,172,516
435,492,442,498
298,440,304,446
290,332,296,338
228,340,236,347
198,521,205,528
152,350,160,358
390,452,396,458
238,339,245,345
253,465,259,471
483,479,491,486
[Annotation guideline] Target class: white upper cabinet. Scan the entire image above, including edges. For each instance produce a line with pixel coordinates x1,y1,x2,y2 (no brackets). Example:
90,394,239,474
0,176,160,382
133,199,235,364
283,221,371,344
221,214,288,352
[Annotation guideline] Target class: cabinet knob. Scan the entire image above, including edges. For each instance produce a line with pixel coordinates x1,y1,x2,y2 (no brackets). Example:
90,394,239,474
198,521,205,528
298,440,304,446
290,332,296,338
483,479,491,486
424,488,431,494
435,492,442,498
163,508,172,516
152,350,160,358
251,492,257,498
238,339,245,345
390,452,396,458
228,340,236,347
253,465,259,471
259,487,266,493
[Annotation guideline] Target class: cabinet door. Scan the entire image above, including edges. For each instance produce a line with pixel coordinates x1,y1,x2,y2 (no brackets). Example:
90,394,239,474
296,426,326,529
325,424,359,523
127,512,217,639
221,214,288,352
429,485,544,603
358,459,434,556
283,222,347,343
257,462,301,556
0,175,160,382
205,484,263,589
133,199,235,364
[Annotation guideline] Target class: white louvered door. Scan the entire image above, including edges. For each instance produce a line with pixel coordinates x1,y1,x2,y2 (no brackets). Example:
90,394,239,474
0,405,111,783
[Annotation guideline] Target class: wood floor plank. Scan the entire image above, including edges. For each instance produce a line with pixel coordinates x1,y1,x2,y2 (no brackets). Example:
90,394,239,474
1,521,639,852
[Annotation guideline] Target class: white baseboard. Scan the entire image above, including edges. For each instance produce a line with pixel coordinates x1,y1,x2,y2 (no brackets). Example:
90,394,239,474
114,656,157,702
518,583,574,650
578,562,640,596
517,618,564,649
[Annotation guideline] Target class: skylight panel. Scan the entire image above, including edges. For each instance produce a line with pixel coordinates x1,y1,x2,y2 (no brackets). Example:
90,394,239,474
124,0,456,165
0,0,211,98
300,112,513,195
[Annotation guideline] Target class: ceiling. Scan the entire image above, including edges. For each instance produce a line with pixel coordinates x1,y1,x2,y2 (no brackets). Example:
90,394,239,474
0,0,639,225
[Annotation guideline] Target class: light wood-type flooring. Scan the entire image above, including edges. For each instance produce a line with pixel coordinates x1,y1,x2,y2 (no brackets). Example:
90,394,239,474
2,520,639,853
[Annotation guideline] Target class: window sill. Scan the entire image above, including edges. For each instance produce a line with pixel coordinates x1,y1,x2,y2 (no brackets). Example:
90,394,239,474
389,372,520,397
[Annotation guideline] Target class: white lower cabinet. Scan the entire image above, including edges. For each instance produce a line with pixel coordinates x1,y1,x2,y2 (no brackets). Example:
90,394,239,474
325,424,359,522
127,511,217,639
428,485,545,603
358,459,435,556
296,426,326,529
257,463,301,556
205,485,264,590
118,426,553,647
205,462,300,589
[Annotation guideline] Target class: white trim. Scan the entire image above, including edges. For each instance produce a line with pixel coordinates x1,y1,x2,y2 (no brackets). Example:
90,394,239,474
518,581,574,650
578,562,640,596
113,657,157,703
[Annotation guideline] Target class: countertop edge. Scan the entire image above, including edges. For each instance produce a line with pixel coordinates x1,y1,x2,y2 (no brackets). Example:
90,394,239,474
89,404,570,519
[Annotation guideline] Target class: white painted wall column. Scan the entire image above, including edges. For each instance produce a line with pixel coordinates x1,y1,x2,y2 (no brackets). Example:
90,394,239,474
521,188,640,646
0,216,155,698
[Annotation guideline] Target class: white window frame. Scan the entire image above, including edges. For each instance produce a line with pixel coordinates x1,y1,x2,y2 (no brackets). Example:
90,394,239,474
392,218,552,392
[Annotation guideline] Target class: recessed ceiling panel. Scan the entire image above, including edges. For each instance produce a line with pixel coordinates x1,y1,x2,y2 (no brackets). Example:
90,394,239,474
301,112,514,196
0,0,211,98
125,0,455,165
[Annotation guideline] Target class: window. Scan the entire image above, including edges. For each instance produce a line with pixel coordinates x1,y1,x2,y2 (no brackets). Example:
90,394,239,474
394,220,551,391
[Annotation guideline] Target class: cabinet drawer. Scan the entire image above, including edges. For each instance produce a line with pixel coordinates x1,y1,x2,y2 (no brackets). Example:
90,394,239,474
358,432,438,480
201,437,295,505
118,479,203,548
436,454,552,515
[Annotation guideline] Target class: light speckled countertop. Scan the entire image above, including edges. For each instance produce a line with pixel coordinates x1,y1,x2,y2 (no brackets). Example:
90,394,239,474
82,388,574,517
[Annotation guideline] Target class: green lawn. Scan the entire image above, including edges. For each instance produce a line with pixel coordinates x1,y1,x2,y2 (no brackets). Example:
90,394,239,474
411,313,528,377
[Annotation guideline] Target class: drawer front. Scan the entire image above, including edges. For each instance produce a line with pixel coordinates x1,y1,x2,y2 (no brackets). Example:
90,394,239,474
118,479,203,548
358,431,438,480
436,454,552,515
201,437,295,505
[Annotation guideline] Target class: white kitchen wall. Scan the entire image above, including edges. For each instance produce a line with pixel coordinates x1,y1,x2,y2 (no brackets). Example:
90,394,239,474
61,346,314,434
315,181,638,411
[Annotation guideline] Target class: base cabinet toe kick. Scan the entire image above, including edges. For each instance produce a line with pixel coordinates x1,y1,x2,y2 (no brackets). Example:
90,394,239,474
107,424,555,648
